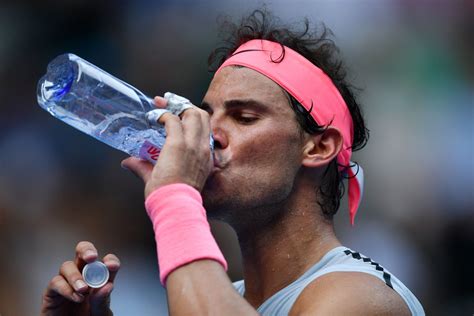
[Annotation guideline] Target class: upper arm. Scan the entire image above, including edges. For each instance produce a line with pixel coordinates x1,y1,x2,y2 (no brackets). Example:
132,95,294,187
289,272,411,316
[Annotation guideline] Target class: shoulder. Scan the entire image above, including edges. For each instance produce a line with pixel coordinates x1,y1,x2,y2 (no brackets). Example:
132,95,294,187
289,271,411,316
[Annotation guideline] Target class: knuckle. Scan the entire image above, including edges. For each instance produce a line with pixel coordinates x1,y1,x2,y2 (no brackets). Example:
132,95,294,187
49,276,71,295
187,109,201,117
198,108,210,118
168,114,181,122
162,114,181,128
57,284,71,296
59,260,74,272
50,275,63,286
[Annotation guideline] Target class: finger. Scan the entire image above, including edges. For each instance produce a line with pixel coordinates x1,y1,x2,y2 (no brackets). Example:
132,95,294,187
181,108,204,140
199,108,211,141
200,109,212,150
75,241,98,269
154,96,168,108
59,260,89,293
44,275,84,304
121,157,153,183
158,112,184,143
163,92,194,116
103,253,121,283
182,109,212,153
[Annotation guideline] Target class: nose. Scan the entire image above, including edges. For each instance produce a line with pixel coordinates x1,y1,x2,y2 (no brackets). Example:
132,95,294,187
210,116,228,150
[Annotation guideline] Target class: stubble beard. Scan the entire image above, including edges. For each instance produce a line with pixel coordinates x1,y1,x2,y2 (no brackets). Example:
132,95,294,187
201,173,294,235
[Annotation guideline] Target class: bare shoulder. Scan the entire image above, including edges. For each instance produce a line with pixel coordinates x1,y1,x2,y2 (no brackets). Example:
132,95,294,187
289,272,411,316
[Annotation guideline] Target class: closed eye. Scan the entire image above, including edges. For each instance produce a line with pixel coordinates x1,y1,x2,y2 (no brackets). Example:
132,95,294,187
232,112,259,124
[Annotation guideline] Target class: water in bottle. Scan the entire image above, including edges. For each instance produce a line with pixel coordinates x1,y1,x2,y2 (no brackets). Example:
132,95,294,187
37,53,196,163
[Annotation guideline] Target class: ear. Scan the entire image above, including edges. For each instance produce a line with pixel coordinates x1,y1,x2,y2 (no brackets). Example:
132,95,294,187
301,126,343,168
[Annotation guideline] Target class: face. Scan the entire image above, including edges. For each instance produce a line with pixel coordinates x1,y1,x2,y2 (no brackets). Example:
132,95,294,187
201,66,306,229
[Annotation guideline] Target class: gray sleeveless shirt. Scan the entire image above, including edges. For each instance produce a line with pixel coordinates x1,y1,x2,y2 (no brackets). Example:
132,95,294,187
233,246,424,315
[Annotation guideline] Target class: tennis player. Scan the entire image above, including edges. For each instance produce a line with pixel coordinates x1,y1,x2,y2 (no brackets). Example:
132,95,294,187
41,10,424,315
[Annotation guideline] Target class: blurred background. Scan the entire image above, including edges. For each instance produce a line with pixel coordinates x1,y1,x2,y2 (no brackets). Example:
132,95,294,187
0,0,472,315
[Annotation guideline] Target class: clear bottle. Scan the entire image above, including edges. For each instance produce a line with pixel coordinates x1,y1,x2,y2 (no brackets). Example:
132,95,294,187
37,53,193,163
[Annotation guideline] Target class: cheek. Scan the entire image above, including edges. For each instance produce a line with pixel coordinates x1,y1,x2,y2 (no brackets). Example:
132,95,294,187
204,126,303,214
232,126,303,175
230,132,302,208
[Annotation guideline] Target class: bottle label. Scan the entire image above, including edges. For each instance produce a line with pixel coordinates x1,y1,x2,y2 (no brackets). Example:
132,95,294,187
139,141,161,164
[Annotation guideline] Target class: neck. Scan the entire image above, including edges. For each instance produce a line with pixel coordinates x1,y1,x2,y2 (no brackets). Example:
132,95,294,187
234,183,341,309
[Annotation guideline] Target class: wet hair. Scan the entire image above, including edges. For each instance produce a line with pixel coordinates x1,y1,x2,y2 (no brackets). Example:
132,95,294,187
208,9,370,219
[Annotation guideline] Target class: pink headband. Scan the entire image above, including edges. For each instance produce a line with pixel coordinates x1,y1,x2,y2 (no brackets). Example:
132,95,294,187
215,39,363,225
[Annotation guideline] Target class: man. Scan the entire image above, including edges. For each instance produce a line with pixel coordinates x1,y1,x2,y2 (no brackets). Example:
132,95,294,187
40,10,424,315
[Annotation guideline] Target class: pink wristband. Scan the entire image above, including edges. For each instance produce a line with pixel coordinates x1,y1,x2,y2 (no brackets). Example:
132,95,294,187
145,183,228,286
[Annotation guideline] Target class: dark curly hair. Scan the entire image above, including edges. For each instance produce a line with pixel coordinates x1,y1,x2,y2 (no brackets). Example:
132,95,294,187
208,9,370,220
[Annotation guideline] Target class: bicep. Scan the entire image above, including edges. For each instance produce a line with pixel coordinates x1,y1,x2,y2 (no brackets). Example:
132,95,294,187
289,272,411,316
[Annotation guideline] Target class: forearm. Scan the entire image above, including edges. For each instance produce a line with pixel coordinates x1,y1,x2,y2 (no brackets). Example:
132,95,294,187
167,260,258,316
144,184,257,314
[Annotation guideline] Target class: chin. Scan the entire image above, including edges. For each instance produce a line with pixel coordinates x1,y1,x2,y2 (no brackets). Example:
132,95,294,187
203,170,233,196
202,196,230,222
201,178,236,222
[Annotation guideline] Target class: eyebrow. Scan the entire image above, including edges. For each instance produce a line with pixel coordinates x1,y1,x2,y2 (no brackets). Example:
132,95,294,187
200,99,270,113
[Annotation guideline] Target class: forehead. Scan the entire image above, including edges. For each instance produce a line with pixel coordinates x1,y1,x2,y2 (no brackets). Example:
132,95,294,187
204,66,291,111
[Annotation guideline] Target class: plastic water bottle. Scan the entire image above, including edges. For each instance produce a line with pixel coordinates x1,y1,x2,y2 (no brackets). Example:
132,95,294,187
37,53,203,163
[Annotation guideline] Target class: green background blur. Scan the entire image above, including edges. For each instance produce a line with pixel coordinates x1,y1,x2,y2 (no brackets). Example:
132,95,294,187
0,0,472,315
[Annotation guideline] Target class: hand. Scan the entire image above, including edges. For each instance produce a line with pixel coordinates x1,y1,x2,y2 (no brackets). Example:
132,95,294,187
40,241,120,316
122,96,213,198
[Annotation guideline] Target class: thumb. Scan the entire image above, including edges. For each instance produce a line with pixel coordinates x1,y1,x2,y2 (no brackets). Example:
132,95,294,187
121,157,153,183
89,283,114,316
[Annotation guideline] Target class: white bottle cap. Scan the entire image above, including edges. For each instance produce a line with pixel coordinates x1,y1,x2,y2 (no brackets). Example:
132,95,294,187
82,261,110,288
